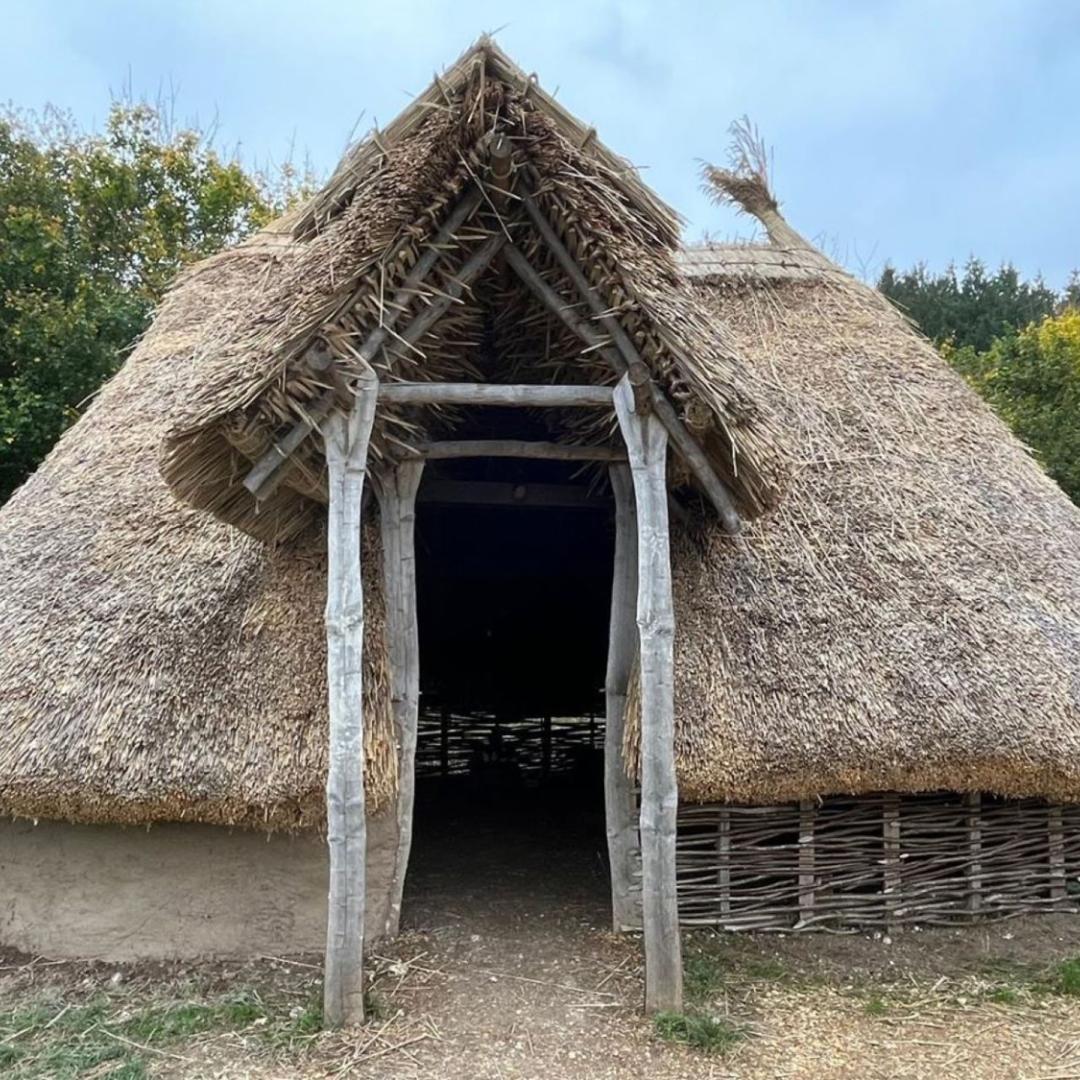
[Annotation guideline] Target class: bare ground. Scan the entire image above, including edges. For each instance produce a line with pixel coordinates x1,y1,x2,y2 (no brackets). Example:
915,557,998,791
5,795,1080,1077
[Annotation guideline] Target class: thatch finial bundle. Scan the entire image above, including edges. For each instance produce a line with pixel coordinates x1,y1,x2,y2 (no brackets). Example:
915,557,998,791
702,116,812,251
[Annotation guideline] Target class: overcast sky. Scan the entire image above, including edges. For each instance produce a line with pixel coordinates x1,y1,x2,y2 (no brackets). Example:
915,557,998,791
3,0,1078,287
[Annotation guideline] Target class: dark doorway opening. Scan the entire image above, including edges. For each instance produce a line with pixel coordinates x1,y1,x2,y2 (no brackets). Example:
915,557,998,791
404,447,615,929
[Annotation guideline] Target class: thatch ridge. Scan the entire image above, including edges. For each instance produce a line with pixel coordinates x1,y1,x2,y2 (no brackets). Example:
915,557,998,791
0,244,395,831
626,248,1080,804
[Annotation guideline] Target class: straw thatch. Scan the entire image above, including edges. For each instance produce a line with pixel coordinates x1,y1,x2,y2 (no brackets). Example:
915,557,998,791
157,38,786,542
622,239,1080,804
0,230,396,831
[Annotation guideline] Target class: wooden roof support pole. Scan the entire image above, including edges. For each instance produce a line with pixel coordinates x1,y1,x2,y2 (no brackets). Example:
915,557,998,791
606,462,642,931
243,187,485,500
511,200,744,535
322,373,378,1028
613,375,683,1014
377,458,425,940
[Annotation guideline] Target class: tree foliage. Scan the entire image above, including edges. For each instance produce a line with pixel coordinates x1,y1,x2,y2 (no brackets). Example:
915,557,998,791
0,103,302,504
878,258,1062,352
947,310,1080,504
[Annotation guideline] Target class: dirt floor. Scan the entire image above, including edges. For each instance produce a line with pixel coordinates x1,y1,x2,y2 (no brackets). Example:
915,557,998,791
5,796,1080,1078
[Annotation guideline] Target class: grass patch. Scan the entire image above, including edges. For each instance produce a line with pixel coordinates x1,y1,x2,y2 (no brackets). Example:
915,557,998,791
864,995,889,1017
0,988,301,1078
1050,958,1080,996
654,1011,745,1055
682,952,728,1005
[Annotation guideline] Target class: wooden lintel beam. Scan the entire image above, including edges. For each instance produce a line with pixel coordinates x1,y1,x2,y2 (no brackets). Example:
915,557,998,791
406,439,624,462
418,478,607,509
378,382,613,407
511,202,744,535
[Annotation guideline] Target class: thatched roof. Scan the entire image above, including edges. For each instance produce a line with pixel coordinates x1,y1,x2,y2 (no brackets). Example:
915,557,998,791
157,38,786,542
0,235,396,831
0,38,787,831
4,39,1080,833
625,241,1080,804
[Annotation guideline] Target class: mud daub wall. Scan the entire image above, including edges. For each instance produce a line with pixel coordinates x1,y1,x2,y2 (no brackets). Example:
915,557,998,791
0,815,396,960
675,793,1080,931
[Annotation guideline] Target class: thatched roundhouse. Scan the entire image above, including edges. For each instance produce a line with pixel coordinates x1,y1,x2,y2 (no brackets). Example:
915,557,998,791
3,40,1080,1006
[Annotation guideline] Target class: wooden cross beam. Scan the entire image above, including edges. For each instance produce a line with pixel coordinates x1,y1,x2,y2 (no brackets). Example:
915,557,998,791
377,382,613,407
417,479,606,509
404,439,624,461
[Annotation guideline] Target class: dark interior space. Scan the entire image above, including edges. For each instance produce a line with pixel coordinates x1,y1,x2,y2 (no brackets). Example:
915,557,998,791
404,433,616,927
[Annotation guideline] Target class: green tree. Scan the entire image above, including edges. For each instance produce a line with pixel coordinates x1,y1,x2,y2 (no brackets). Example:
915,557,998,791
0,103,303,504
948,309,1080,503
878,258,1061,352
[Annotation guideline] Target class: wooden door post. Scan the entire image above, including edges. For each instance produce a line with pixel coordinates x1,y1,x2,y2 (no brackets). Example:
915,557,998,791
606,462,641,931
613,376,683,1014
377,458,425,939
323,377,378,1028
